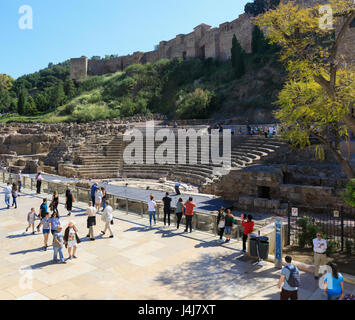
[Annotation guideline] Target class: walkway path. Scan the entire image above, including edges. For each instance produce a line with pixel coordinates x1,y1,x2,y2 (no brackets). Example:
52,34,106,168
1,182,354,300
28,173,232,213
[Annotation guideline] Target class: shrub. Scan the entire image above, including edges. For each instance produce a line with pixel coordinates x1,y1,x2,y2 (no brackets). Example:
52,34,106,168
297,216,322,248
176,88,216,120
345,240,353,256
326,240,339,257
342,179,355,207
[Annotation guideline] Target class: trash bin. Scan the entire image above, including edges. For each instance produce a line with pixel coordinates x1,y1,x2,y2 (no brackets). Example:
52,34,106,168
258,236,269,260
249,234,258,257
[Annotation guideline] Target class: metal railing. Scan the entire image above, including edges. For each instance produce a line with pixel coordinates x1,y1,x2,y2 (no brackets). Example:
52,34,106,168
0,170,240,237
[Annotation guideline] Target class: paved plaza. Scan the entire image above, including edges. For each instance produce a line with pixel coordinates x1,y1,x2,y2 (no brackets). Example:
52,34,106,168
1,182,355,300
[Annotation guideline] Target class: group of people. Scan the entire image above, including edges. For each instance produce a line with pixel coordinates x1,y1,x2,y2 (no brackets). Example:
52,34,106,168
4,182,19,209
148,193,196,233
22,186,115,263
278,233,345,300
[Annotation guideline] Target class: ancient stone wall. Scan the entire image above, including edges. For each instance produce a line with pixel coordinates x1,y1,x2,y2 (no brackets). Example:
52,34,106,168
70,13,254,80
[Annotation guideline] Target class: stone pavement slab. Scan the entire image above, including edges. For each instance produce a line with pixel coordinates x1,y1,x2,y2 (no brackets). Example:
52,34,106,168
1,182,354,300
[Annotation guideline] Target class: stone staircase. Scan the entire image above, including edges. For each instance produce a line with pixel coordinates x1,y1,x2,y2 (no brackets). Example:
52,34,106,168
122,130,287,186
58,136,123,179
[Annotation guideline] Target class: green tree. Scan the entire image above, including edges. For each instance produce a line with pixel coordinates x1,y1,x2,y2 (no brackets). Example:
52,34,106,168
231,35,246,79
251,25,267,54
25,96,38,115
17,88,27,115
176,88,215,119
0,74,14,91
0,89,12,112
48,82,66,109
255,0,355,179
64,77,75,98
34,92,49,112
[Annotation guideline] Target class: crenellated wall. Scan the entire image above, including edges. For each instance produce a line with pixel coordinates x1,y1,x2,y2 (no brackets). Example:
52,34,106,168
70,1,354,80
70,13,254,80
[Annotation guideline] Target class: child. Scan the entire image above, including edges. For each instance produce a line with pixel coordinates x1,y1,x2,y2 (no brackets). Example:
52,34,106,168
26,208,38,235
224,209,236,243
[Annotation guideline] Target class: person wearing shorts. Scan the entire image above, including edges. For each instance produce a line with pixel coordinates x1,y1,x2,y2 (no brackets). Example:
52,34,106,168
49,212,60,236
41,212,51,251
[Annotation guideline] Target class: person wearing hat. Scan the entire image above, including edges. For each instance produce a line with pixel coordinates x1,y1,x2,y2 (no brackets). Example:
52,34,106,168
52,225,66,264
313,232,328,279
64,221,81,260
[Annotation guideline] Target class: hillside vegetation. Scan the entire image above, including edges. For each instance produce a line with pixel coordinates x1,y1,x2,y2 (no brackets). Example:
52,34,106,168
0,21,285,123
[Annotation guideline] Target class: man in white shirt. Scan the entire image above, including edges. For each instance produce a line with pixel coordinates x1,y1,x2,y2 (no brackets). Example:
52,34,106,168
86,202,96,241
313,233,328,279
4,183,12,209
101,200,114,238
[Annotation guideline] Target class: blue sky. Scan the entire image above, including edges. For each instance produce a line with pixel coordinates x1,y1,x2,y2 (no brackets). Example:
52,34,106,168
0,0,248,79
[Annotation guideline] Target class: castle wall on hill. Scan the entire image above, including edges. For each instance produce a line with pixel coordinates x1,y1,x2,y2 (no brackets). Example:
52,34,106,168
70,13,254,80
70,1,354,81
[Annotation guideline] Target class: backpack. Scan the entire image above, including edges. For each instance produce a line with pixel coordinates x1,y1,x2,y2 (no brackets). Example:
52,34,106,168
285,265,301,288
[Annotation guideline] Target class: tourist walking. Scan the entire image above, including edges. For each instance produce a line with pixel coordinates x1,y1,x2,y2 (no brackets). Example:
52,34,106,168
175,183,181,195
52,225,66,264
101,200,114,238
313,232,327,279
324,262,344,300
90,182,98,207
26,208,38,235
162,192,172,228
278,256,300,300
148,194,157,228
94,187,103,213
18,171,22,193
184,197,196,233
36,198,48,231
50,191,59,215
41,212,51,251
65,188,74,216
4,182,12,209
11,183,18,209
64,221,81,260
175,198,184,230
217,207,225,242
101,187,107,212
35,172,43,194
242,214,254,253
86,201,96,241
224,209,236,243
49,212,61,236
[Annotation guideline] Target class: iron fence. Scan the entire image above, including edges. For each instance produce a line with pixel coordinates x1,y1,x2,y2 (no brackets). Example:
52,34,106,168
287,205,355,254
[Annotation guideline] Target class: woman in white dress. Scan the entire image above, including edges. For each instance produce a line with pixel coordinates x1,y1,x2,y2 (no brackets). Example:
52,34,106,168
64,221,81,260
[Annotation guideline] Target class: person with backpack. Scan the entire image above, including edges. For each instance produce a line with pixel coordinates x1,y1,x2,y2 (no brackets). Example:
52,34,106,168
278,256,300,300
324,262,344,300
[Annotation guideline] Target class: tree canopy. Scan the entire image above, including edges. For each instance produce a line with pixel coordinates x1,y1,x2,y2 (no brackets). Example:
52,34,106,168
255,0,355,179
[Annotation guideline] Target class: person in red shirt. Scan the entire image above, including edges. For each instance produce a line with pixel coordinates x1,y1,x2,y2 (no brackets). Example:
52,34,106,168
242,214,254,253
184,197,196,233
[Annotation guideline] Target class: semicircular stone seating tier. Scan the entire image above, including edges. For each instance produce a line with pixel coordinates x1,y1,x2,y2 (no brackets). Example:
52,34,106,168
57,127,286,186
